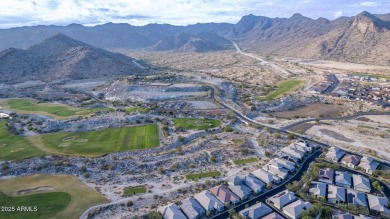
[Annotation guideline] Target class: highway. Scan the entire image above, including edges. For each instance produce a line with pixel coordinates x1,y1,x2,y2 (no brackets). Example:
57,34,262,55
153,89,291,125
231,41,290,77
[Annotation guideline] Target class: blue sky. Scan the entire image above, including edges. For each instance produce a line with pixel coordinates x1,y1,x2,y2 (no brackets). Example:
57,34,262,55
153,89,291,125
0,0,389,28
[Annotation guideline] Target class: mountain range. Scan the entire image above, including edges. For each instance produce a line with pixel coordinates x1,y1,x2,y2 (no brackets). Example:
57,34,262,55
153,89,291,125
0,33,146,83
0,11,389,65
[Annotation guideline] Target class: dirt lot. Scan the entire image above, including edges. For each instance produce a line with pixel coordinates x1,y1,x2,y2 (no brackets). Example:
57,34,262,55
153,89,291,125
294,59,390,75
305,116,390,160
125,50,312,85
272,103,348,118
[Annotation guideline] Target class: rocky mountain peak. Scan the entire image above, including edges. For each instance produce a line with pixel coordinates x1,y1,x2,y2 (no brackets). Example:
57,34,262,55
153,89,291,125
353,11,388,34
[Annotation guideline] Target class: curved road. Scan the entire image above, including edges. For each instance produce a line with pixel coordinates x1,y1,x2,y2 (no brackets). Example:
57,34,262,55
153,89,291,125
80,42,389,219
281,111,390,131
212,150,322,219
231,41,290,77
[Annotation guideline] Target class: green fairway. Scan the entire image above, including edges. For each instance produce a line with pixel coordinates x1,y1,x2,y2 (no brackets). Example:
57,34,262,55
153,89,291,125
123,186,147,196
40,124,160,156
233,157,259,165
0,174,108,219
173,118,221,130
0,191,71,219
260,79,304,100
125,106,149,114
1,99,111,119
0,122,44,161
185,171,221,180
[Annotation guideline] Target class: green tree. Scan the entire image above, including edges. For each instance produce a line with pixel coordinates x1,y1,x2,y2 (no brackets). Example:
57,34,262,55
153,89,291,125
148,211,162,219
224,126,234,132
321,206,332,219
178,136,185,142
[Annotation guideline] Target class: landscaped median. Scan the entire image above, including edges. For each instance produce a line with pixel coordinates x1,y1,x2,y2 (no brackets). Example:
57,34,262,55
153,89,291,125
123,186,147,196
185,171,221,180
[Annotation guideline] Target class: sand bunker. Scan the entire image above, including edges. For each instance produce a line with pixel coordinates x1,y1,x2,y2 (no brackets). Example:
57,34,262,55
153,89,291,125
0,143,6,148
17,186,53,195
59,143,71,147
10,147,24,152
77,139,89,143
62,136,75,141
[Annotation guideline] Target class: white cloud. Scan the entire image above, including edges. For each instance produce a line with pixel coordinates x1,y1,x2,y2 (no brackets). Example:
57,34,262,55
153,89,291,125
333,11,343,18
0,0,388,28
360,1,379,7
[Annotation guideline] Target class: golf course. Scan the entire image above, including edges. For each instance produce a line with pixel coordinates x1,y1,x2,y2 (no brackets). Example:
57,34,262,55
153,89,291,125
173,118,221,130
260,79,304,100
0,122,44,161
0,99,111,119
0,122,160,160
39,124,160,156
0,174,108,219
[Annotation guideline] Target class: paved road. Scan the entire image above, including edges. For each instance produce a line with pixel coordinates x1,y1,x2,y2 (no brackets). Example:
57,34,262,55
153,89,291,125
281,111,390,131
212,150,322,219
80,43,389,218
231,41,290,77
323,73,339,94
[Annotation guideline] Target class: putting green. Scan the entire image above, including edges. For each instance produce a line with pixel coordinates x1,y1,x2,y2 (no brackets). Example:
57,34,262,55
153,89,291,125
0,191,71,219
173,118,221,130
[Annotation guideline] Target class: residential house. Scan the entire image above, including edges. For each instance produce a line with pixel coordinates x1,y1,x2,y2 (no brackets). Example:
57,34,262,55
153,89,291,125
281,147,304,160
228,184,252,201
194,191,224,213
251,169,280,184
335,171,352,188
243,175,265,194
352,174,371,193
228,175,244,186
158,203,187,219
239,202,273,219
346,189,368,207
327,185,346,203
326,147,346,162
309,181,327,199
282,199,313,219
358,157,379,175
261,212,284,219
341,154,361,168
288,142,312,154
281,154,300,163
180,197,206,219
271,158,295,172
318,168,334,184
262,163,289,180
332,212,354,219
367,194,390,217
210,185,240,205
268,190,298,210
